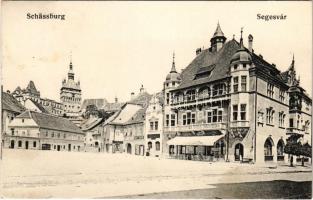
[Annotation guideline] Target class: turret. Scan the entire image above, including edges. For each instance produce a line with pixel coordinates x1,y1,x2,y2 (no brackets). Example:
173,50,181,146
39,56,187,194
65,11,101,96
210,22,227,52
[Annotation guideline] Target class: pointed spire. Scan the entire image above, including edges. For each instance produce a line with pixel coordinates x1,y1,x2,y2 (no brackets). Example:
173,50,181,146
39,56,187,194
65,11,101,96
213,21,224,37
69,51,73,70
289,53,295,71
240,27,244,48
170,51,177,73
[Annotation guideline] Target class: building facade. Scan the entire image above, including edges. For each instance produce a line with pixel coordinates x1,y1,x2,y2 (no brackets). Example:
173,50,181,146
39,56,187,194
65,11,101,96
4,110,84,151
145,93,164,157
163,23,312,164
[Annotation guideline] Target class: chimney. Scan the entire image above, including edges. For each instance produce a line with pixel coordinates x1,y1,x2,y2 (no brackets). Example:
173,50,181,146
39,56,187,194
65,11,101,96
196,48,202,56
131,92,135,100
6,90,10,94
248,34,253,52
115,97,118,103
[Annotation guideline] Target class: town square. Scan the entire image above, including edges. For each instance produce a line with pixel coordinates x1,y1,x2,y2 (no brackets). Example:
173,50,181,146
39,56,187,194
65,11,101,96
1,1,312,199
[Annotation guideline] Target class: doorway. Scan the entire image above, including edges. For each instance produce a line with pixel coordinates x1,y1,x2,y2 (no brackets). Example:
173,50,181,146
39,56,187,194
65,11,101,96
68,144,71,151
127,143,132,154
25,141,29,149
57,145,61,151
10,140,15,148
234,143,244,161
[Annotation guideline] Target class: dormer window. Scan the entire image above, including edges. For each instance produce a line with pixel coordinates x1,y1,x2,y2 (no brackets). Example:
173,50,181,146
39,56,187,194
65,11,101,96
243,63,247,68
234,64,238,70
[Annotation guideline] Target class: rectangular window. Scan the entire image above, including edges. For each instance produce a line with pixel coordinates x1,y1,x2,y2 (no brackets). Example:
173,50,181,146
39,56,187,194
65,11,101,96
187,112,191,124
278,112,285,127
184,112,195,125
266,108,274,125
191,113,196,124
212,109,217,123
150,122,154,130
240,104,246,120
233,77,239,92
183,114,187,125
267,83,274,98
166,115,169,127
207,111,212,123
233,105,238,121
279,89,285,102
218,110,223,122
166,93,170,105
289,118,294,128
241,76,247,92
155,121,158,130
171,114,176,126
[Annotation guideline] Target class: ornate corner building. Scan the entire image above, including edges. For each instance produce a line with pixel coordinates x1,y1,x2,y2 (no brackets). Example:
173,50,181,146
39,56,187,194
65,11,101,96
163,23,312,164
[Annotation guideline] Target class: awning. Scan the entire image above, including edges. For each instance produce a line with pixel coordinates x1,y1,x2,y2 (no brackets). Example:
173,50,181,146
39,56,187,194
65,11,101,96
167,134,225,146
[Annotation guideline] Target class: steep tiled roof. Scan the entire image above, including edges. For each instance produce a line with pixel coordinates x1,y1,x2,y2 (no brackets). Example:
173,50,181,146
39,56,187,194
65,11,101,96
28,98,49,114
2,92,25,113
82,98,109,110
26,80,40,95
16,110,84,134
174,39,240,91
110,103,143,125
80,116,103,131
125,107,146,125
128,91,152,107
102,102,125,112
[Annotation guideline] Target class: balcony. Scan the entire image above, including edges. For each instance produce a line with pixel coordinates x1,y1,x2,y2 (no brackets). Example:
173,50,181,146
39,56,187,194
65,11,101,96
164,122,226,132
170,94,229,108
230,121,250,128
286,127,303,135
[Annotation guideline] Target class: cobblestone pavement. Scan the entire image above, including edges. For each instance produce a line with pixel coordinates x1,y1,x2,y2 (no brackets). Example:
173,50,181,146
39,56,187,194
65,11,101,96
0,149,311,198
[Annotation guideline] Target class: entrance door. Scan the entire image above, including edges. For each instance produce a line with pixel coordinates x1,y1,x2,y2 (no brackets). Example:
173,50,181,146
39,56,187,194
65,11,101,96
25,141,29,149
10,140,15,149
234,143,244,161
68,144,71,151
127,143,132,154
57,145,61,151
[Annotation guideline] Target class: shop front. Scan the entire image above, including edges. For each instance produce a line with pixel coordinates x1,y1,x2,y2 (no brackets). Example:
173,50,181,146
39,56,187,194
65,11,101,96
167,134,225,161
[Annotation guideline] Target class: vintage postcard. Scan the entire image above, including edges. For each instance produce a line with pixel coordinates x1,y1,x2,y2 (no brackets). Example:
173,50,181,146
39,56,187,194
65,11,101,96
0,1,312,199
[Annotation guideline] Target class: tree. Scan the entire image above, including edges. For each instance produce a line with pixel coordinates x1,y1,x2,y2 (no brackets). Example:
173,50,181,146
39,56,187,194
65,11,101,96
284,133,312,166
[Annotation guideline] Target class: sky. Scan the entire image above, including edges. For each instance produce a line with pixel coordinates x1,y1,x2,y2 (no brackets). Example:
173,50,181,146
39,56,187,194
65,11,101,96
2,1,312,103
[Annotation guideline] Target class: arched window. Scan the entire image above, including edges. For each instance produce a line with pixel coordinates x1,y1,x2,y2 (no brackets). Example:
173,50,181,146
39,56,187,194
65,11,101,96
277,139,285,161
148,142,152,150
155,141,160,151
264,137,274,161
